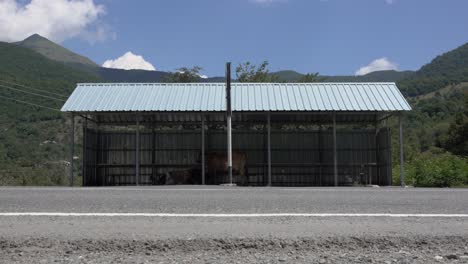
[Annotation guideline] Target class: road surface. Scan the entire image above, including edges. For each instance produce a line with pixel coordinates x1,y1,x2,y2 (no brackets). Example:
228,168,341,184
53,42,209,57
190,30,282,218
0,186,467,263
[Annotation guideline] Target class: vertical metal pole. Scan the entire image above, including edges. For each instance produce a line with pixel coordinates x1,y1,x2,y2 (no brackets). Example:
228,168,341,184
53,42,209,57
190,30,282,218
95,122,100,186
82,117,87,187
226,62,233,184
227,116,232,184
267,112,272,186
69,113,75,187
201,116,206,185
333,112,338,186
135,115,140,186
399,114,405,187
151,119,156,185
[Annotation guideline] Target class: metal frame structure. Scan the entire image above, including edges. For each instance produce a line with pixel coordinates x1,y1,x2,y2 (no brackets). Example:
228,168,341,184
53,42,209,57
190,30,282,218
64,76,410,187
69,111,400,187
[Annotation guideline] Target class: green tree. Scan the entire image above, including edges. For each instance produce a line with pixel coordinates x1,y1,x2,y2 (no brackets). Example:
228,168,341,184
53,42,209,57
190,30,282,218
164,66,204,83
298,72,320,83
442,92,468,156
235,61,278,82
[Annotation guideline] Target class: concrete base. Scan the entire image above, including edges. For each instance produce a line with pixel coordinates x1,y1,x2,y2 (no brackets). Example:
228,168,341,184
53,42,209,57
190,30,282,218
220,183,237,187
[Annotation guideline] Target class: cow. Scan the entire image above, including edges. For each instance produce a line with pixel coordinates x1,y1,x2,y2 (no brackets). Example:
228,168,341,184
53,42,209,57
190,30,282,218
206,151,247,185
164,169,201,185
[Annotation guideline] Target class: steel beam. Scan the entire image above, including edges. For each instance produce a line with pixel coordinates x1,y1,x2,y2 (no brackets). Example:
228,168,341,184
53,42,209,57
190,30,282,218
69,113,75,187
95,123,100,186
151,120,156,185
267,112,272,186
333,112,338,186
135,116,140,186
399,114,405,187
201,116,206,185
82,116,87,187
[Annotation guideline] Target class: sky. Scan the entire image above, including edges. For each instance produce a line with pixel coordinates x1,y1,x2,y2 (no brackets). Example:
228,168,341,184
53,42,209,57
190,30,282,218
1,0,468,77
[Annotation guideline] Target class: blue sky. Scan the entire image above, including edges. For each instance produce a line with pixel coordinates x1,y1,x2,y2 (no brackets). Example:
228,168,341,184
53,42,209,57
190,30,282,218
2,0,468,77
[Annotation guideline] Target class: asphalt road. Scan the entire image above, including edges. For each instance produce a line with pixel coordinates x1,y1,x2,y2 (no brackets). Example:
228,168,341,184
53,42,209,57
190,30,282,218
1,186,467,263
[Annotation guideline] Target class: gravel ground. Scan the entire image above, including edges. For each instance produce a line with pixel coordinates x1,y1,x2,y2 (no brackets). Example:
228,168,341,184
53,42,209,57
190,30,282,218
0,187,467,263
1,236,468,263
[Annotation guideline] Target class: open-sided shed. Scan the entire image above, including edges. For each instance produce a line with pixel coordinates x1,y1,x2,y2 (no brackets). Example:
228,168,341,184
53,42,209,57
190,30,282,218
61,82,411,187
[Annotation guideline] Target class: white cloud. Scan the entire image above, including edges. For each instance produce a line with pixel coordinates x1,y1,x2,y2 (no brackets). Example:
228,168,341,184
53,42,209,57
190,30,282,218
355,57,399,76
199,75,208,79
102,52,156,71
0,0,111,43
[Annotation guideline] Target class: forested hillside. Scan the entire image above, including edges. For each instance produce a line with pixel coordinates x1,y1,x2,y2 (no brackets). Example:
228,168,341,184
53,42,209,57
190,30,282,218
398,43,468,96
0,41,101,185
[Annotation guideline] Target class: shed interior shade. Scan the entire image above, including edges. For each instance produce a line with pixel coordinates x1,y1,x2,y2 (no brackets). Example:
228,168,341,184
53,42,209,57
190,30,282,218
61,83,412,112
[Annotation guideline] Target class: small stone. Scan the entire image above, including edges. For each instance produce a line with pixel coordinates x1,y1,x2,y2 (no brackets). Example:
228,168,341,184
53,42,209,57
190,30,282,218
445,254,458,260
319,259,327,264
278,258,286,262
434,256,443,261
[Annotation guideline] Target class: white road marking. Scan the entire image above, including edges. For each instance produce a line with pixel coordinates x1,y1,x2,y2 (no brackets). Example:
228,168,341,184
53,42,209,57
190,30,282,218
0,213,467,218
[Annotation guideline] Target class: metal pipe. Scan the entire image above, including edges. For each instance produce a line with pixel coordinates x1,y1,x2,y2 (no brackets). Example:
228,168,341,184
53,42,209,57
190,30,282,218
399,114,405,187
201,116,206,185
69,113,75,187
267,112,272,186
135,116,140,186
227,116,232,184
226,62,233,184
333,112,338,186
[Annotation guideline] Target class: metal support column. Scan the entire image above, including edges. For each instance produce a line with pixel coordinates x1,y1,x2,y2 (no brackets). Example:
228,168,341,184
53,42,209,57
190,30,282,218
226,62,233,185
135,116,140,186
333,112,338,186
374,115,379,186
95,122,100,186
399,114,405,187
267,112,272,186
151,120,156,185
201,116,206,185
69,113,75,187
82,117,87,187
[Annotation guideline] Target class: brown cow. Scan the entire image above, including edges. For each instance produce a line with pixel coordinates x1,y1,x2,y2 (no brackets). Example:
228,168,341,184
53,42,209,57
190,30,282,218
165,169,194,185
206,152,247,185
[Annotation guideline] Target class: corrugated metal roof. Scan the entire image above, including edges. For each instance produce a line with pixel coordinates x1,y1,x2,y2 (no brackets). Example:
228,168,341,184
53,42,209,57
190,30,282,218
61,82,411,112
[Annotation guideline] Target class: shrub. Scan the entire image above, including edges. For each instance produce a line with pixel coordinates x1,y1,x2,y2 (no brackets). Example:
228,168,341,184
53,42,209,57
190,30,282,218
393,148,468,187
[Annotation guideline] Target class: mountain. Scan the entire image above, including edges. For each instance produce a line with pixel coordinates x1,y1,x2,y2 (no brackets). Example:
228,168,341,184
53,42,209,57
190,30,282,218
10,35,417,84
398,43,468,96
15,34,99,68
0,41,102,185
15,34,174,83
98,68,170,82
324,70,414,83
270,70,305,82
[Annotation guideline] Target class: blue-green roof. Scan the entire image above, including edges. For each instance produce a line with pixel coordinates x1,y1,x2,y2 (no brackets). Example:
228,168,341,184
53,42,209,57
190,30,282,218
61,82,411,112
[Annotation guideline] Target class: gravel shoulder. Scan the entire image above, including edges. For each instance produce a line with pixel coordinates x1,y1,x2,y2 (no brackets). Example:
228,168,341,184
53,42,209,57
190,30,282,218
1,236,467,263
